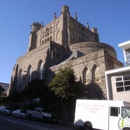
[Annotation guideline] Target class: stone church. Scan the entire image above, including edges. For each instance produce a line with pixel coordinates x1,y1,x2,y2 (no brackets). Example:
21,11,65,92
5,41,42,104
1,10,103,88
9,5,123,97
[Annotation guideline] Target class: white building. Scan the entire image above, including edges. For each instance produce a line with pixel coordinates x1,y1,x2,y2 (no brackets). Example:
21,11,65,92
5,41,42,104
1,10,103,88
105,40,130,102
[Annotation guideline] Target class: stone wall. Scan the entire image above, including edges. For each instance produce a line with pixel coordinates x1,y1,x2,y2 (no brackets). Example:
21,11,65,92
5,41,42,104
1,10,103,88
49,49,107,94
10,41,70,92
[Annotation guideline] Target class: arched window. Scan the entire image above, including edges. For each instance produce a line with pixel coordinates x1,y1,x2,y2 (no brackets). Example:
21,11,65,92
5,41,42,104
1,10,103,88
82,38,83,42
83,67,87,84
43,31,44,37
51,50,53,60
40,62,44,79
50,36,52,41
50,26,52,33
15,64,19,77
56,22,59,29
20,71,23,84
45,28,49,36
19,70,23,91
28,67,32,82
79,36,81,42
92,65,97,82
82,27,84,31
47,37,49,41
78,24,80,29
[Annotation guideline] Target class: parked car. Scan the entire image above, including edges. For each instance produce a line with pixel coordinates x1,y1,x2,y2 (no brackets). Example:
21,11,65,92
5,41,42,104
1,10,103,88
0,106,6,113
12,109,27,118
27,108,58,123
0,106,12,115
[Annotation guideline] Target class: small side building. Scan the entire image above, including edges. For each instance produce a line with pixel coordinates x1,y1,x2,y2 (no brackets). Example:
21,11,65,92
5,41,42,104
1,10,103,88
105,40,130,102
0,82,9,96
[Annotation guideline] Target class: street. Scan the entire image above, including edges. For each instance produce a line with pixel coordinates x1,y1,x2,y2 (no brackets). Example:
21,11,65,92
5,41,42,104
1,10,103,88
0,115,79,130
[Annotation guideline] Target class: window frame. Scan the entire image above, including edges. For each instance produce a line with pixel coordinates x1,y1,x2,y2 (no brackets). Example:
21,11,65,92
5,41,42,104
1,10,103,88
115,75,130,92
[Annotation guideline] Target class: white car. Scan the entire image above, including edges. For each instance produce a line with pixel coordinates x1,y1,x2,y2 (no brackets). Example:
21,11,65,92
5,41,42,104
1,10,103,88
0,106,12,115
12,109,26,118
0,106,6,113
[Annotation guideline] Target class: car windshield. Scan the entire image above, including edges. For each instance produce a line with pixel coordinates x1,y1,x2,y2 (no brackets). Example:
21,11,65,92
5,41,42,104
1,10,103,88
15,109,20,112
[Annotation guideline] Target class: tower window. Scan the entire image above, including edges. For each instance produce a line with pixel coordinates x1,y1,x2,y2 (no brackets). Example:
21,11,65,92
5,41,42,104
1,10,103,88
28,67,32,82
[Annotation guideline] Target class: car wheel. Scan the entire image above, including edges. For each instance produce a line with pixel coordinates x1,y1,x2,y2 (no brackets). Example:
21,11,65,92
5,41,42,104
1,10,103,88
28,114,32,120
84,121,92,130
42,116,46,123
123,128,130,130
53,118,57,124
4,112,7,115
21,115,24,118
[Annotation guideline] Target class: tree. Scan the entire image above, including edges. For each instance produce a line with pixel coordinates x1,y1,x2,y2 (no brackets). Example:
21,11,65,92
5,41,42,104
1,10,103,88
81,82,106,99
49,66,81,122
49,67,80,99
21,78,48,100
8,91,21,102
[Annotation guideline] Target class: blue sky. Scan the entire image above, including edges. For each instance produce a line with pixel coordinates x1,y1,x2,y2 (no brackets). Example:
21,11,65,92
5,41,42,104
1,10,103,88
0,0,130,83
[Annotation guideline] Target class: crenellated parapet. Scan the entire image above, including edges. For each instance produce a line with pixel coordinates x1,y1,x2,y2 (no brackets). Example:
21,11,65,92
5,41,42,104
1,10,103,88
61,5,70,14
31,22,42,32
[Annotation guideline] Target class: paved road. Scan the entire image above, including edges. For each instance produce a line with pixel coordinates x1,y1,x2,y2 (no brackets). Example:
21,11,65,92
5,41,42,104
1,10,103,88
0,115,80,130
0,118,37,130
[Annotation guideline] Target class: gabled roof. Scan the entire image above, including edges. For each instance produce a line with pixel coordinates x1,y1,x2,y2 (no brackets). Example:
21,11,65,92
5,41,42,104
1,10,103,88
58,50,84,64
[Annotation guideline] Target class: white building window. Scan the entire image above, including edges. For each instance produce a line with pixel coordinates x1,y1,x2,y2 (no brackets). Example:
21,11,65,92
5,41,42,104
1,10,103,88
116,75,130,92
